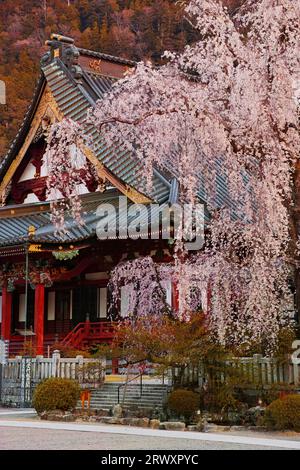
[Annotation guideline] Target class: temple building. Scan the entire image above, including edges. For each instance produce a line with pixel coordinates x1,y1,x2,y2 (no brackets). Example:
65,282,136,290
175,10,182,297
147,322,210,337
1,34,275,358
0,35,185,357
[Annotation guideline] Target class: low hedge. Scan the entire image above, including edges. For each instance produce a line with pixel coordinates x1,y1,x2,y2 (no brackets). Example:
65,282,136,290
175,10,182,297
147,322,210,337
167,389,199,421
264,394,300,431
33,378,81,413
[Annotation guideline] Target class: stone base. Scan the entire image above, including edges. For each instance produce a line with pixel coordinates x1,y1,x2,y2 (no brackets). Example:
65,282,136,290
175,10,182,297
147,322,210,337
159,421,186,431
95,417,122,425
204,424,231,433
187,423,205,432
149,419,160,429
40,410,75,422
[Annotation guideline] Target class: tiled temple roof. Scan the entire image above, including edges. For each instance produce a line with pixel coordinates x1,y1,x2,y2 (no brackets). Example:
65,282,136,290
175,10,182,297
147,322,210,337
0,34,171,206
0,34,229,247
0,191,171,247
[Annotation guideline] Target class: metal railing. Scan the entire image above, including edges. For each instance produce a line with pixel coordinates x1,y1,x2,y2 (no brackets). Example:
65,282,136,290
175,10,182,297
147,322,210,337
117,373,143,404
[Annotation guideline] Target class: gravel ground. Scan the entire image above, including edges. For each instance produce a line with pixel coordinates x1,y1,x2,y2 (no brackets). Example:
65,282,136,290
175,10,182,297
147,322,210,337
0,425,289,450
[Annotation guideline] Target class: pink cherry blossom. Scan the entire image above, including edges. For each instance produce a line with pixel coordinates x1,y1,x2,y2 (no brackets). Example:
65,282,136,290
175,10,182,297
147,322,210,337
45,119,96,235
46,1,300,352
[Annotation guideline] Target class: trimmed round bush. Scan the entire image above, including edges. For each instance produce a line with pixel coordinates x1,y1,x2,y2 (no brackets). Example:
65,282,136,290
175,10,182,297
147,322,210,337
264,394,300,431
167,389,199,421
33,378,81,413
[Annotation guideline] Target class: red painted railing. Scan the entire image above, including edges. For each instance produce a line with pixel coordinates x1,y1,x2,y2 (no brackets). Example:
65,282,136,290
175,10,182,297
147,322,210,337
61,321,116,349
8,322,116,356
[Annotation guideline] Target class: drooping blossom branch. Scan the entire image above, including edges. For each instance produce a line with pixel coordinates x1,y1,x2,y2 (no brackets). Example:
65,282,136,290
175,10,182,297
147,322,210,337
45,119,97,234
89,0,300,352
97,108,181,132
49,0,300,352
108,256,174,321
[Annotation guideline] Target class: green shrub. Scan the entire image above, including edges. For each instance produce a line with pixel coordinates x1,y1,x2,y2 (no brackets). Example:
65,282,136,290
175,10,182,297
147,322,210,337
264,394,300,431
167,389,199,421
33,378,81,413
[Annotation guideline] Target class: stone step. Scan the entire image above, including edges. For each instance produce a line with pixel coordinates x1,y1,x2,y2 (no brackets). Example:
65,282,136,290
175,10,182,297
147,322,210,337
90,404,164,410
91,395,166,400
90,398,166,405
96,385,168,389
93,386,169,392
101,383,169,387
90,401,165,407
91,392,167,398
91,392,166,397
91,401,164,404
91,404,164,408
88,383,169,411
90,399,165,405
99,386,168,392
90,402,164,407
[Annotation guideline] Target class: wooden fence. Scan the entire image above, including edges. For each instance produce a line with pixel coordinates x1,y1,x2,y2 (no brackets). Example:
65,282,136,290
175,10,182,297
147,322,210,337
2,350,105,389
2,352,299,407
171,354,300,388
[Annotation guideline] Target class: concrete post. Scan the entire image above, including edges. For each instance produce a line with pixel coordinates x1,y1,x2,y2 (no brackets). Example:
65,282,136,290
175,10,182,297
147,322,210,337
52,350,61,378
76,355,84,384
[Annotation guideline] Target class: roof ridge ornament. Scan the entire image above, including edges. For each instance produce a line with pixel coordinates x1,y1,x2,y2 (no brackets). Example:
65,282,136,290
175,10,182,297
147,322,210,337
41,33,83,82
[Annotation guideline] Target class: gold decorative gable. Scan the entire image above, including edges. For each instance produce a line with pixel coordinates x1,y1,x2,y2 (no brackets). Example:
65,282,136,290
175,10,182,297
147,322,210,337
0,85,152,206
0,86,63,205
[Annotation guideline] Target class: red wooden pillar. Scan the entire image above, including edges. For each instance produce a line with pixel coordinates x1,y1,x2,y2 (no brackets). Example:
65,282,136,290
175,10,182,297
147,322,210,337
34,284,45,356
112,358,119,375
1,285,12,340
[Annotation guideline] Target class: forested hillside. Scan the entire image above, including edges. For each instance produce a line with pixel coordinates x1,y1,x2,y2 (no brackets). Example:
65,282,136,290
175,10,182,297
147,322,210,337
0,0,241,157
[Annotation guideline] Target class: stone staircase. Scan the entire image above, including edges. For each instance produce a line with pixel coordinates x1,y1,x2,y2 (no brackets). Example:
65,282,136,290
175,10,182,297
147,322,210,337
89,382,170,412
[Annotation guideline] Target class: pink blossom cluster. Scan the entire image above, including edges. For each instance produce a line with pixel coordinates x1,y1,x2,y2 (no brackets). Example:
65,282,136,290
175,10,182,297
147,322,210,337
108,256,174,320
45,119,94,235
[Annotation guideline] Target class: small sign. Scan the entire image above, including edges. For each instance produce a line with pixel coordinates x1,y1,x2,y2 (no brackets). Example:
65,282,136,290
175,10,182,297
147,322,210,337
0,340,9,365
21,357,32,405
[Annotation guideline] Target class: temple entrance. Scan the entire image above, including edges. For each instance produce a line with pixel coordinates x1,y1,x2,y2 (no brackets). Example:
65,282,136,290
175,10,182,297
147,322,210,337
72,286,98,325
55,289,72,335
11,288,35,334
